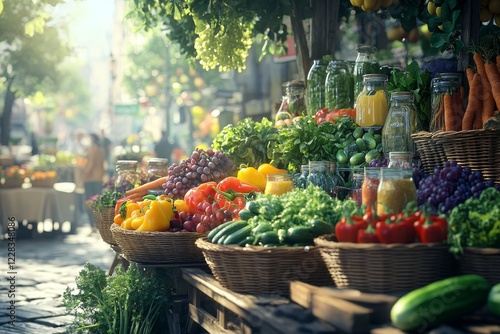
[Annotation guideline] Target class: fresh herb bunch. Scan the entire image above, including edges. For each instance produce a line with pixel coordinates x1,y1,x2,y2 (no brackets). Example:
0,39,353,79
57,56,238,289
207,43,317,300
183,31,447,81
91,189,124,212
272,116,358,173
63,263,171,334
387,61,432,131
212,117,279,168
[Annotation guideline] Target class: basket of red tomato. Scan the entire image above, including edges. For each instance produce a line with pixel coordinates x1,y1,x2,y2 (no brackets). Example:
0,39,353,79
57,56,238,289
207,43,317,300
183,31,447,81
314,206,455,294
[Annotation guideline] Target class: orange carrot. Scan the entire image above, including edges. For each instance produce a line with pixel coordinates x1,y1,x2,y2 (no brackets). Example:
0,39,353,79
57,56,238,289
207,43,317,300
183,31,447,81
431,98,445,131
462,73,481,130
125,176,167,197
444,93,457,131
474,53,496,125
466,68,474,86
484,61,500,113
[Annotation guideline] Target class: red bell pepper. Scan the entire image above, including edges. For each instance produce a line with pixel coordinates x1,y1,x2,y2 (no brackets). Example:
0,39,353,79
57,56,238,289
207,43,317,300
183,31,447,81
335,209,368,243
375,213,416,244
357,223,380,243
216,177,261,193
184,181,217,215
414,210,448,243
314,107,329,124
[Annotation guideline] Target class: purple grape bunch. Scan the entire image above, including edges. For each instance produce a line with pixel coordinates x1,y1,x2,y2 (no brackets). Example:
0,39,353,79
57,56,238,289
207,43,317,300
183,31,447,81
417,161,497,214
163,148,236,200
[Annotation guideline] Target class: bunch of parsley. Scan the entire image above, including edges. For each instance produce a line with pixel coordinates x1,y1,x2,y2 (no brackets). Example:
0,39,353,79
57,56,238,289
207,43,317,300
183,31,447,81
63,263,171,334
91,189,123,212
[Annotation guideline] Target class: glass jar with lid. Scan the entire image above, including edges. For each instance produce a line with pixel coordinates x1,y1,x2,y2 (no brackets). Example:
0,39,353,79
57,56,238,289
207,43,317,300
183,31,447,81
326,161,346,199
325,60,354,110
387,151,413,168
307,161,334,196
430,76,464,132
278,80,307,118
294,164,310,189
382,91,419,154
376,168,417,215
114,160,140,193
353,45,380,100
147,158,169,183
355,74,389,130
264,174,295,196
361,167,380,208
306,59,328,116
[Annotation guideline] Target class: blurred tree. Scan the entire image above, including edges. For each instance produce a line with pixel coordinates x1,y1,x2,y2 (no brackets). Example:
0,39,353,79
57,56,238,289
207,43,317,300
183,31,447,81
0,0,70,145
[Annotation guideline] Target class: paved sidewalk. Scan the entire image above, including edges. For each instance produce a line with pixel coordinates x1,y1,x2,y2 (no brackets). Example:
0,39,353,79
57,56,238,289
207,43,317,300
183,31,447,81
0,226,115,333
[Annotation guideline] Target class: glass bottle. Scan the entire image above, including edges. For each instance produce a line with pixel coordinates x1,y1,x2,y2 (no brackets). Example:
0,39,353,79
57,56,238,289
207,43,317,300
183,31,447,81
306,59,328,116
430,76,464,132
279,80,307,118
355,74,389,131
361,167,380,208
382,91,419,154
264,174,295,196
326,161,346,199
307,161,334,196
147,158,169,182
387,152,413,169
353,45,379,100
294,164,310,189
376,168,417,215
114,160,140,193
325,60,354,110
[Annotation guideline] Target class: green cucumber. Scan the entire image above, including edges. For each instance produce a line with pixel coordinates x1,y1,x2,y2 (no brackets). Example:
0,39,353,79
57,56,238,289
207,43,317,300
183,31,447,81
336,150,348,164
237,235,255,247
309,219,333,237
391,274,490,332
211,221,249,244
238,209,254,220
344,142,359,158
488,283,500,316
259,231,280,245
365,149,381,164
287,226,314,244
353,127,364,139
253,222,273,234
355,138,367,151
349,152,365,166
223,224,253,245
245,201,260,215
362,133,377,150
208,220,238,241
373,133,382,144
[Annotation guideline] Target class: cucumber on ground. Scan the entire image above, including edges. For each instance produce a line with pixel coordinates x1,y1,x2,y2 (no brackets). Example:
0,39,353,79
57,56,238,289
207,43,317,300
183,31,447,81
208,220,238,241
390,274,490,332
488,283,500,316
211,221,249,244
223,224,253,245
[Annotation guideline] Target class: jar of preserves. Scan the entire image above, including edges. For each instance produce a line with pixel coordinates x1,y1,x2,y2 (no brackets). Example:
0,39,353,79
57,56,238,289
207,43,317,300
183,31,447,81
430,76,464,132
294,164,310,189
355,74,389,130
387,151,413,168
147,158,169,182
114,160,140,193
306,59,328,116
361,167,380,208
382,91,419,154
376,168,417,215
308,161,334,196
279,80,307,118
353,44,380,100
265,174,295,196
325,60,354,110
326,161,346,199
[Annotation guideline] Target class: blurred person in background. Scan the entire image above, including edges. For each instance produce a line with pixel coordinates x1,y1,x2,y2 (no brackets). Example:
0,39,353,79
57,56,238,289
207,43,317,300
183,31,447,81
100,129,114,180
154,130,175,162
83,133,106,231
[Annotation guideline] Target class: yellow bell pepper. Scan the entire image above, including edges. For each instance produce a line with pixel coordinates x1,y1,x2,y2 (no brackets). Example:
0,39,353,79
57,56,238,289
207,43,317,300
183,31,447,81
257,163,288,177
174,199,190,215
121,217,134,230
237,166,266,192
125,202,140,219
136,198,174,232
114,214,123,225
131,215,145,230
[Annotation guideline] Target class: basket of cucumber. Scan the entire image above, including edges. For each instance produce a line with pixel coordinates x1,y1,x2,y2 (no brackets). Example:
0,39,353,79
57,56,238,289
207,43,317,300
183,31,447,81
195,237,332,295
110,224,207,264
314,234,455,294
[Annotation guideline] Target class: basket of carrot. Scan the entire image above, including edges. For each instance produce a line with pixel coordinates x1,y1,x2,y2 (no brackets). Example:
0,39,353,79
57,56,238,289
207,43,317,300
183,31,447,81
413,52,500,183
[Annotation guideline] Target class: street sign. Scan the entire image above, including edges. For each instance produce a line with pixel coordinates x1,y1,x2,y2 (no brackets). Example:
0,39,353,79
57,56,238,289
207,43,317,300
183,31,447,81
114,103,139,115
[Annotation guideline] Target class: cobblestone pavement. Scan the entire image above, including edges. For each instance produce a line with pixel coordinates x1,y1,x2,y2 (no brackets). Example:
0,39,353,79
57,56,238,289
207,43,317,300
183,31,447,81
0,226,116,333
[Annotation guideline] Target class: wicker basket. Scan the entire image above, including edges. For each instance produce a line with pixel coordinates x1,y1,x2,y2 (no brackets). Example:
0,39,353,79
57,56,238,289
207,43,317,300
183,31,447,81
196,238,333,295
433,129,500,183
412,131,446,175
92,207,117,245
31,178,56,188
110,224,206,264
457,247,500,286
0,178,25,189
314,234,455,294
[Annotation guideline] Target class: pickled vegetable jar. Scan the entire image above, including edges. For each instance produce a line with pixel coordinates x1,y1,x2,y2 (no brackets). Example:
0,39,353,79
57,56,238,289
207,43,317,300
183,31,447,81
114,160,140,192
376,168,417,215
280,80,307,117
294,164,310,189
308,161,335,197
306,59,328,116
265,174,295,195
361,167,380,208
353,44,380,100
355,74,389,129
382,91,419,154
147,158,169,182
430,76,464,132
387,151,413,168
325,60,354,110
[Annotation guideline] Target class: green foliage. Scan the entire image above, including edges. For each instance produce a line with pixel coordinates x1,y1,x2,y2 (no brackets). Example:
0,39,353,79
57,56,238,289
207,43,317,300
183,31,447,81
387,60,432,131
91,189,124,211
63,263,172,334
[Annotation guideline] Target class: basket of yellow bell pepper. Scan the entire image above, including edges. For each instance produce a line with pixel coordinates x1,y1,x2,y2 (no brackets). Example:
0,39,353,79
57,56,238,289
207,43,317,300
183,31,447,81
110,195,207,264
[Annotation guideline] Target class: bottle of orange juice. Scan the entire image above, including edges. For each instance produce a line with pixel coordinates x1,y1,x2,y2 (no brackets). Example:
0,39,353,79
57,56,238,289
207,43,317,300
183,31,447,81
355,74,389,131
264,174,295,196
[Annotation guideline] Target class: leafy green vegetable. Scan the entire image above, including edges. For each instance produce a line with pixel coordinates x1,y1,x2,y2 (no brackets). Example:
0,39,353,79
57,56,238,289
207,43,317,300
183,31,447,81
272,115,358,173
63,263,171,333
212,117,279,168
91,189,123,211
448,187,500,255
387,61,432,132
